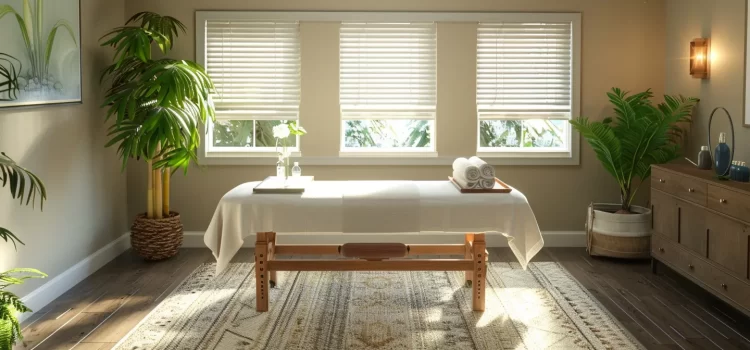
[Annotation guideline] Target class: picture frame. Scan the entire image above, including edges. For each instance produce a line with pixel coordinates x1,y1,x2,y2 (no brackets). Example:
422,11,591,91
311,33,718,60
0,0,82,109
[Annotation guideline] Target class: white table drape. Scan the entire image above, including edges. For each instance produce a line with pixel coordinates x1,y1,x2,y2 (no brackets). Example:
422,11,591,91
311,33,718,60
204,181,544,273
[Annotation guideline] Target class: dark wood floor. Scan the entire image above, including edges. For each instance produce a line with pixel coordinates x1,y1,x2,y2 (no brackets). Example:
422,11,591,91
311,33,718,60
14,248,750,350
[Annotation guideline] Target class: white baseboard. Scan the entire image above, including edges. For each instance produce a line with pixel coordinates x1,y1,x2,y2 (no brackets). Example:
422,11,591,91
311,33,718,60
184,231,586,248
19,233,131,323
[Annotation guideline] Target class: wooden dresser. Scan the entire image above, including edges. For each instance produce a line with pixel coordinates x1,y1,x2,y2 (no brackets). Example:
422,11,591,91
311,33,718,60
651,163,750,315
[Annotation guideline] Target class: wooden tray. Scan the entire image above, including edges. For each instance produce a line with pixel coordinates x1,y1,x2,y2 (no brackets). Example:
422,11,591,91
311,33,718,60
449,177,513,193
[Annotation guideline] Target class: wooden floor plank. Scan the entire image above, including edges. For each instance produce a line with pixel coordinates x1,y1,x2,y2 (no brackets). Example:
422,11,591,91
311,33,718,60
229,248,255,263
70,342,116,350
643,263,750,349
27,252,198,350
27,312,110,350
595,257,747,350
18,255,162,349
79,249,213,344
575,255,709,349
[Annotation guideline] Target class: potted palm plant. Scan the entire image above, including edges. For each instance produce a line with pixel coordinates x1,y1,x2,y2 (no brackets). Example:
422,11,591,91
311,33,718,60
100,12,215,260
571,88,698,259
0,152,47,349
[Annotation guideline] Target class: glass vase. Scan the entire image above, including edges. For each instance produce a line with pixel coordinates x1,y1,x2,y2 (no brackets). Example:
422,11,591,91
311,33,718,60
276,159,286,178
275,139,290,182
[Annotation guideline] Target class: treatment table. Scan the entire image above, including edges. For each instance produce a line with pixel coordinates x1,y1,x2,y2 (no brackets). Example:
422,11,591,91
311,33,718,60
204,181,543,312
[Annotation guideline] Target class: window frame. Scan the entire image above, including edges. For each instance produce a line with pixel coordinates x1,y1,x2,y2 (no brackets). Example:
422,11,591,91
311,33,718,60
198,13,303,159
196,11,580,165
475,14,581,163
338,21,438,154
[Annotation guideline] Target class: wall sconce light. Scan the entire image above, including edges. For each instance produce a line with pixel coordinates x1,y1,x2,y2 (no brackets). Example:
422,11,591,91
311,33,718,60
690,38,710,79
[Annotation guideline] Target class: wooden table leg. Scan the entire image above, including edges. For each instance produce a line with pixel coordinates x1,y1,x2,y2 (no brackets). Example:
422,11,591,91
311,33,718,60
255,232,270,312
472,233,486,312
268,232,277,288
464,233,474,287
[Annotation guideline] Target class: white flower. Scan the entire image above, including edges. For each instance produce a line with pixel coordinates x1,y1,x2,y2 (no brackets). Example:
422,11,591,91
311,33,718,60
273,124,291,139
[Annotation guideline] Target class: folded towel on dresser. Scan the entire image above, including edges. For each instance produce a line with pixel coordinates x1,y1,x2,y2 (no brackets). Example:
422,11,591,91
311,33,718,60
452,158,481,182
469,156,496,179
452,169,480,189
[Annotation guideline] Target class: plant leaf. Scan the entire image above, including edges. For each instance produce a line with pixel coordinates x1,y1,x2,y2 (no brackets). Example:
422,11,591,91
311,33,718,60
45,19,78,67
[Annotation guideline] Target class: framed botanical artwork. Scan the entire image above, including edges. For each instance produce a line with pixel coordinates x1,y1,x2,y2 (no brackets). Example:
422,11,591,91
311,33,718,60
0,0,81,108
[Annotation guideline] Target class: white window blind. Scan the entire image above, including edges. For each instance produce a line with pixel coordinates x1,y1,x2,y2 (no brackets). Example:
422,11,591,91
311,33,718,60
205,20,301,121
477,22,573,120
339,22,437,120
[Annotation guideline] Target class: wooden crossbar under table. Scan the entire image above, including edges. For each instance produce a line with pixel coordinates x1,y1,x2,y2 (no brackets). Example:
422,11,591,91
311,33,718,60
254,232,488,312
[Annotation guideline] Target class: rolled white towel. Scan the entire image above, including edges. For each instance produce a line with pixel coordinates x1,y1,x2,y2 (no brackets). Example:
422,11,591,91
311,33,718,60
452,169,480,189
469,156,495,179
452,158,481,182
478,178,496,189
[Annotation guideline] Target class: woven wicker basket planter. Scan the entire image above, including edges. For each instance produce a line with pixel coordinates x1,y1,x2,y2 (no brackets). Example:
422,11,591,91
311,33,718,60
131,212,183,261
586,204,652,259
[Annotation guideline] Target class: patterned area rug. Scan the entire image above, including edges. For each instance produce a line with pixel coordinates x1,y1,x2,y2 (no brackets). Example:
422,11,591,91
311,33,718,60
115,261,644,350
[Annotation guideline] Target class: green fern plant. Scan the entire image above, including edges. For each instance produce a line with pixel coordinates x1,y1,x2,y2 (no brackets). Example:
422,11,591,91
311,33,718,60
0,269,46,349
0,152,47,350
570,88,698,213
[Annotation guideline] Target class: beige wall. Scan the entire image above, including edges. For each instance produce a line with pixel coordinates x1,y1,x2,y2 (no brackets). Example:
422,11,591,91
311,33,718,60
665,0,750,161
0,0,128,296
125,0,668,232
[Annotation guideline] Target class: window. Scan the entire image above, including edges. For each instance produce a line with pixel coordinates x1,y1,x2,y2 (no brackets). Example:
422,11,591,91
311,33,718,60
477,21,574,156
197,12,580,165
204,19,301,154
339,22,437,152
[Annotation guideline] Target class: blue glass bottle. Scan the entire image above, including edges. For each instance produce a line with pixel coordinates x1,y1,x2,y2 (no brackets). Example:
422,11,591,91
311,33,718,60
739,162,750,183
714,132,731,176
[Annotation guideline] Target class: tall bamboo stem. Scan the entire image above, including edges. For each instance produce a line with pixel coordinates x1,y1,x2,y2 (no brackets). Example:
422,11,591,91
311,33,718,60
146,160,154,218
153,146,163,219
154,167,163,219
163,167,170,215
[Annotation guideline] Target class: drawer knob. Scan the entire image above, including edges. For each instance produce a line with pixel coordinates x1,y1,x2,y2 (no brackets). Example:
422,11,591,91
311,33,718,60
688,264,694,270
721,283,728,290
659,179,666,183
659,247,665,253
688,188,695,193
719,199,728,204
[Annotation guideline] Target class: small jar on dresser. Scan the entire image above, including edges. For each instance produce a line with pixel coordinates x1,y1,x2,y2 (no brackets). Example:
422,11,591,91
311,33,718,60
651,163,750,315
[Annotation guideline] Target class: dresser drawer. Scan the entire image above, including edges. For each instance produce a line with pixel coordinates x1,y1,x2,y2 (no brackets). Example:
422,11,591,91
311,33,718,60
707,185,750,223
678,200,708,256
706,212,749,279
652,190,679,242
652,168,707,206
687,252,750,311
652,234,686,269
